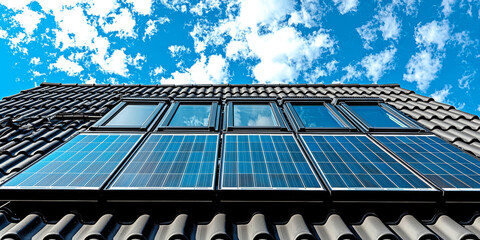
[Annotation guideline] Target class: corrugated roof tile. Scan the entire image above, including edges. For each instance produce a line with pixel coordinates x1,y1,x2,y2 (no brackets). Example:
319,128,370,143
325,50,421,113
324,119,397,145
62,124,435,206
427,215,477,240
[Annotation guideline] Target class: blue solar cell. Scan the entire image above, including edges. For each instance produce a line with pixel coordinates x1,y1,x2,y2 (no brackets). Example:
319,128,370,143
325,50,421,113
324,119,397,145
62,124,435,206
109,134,218,189
300,135,434,191
375,135,480,190
2,134,141,189
221,134,323,190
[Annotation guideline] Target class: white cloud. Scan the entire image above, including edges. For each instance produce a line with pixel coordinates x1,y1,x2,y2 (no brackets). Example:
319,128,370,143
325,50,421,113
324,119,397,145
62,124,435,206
477,105,480,112
378,7,400,41
101,8,136,38
441,0,455,17
0,0,32,10
340,64,362,83
430,84,452,103
130,53,145,70
361,47,396,83
51,6,100,51
143,17,169,40
356,5,401,49
246,27,335,83
288,0,324,27
87,0,119,17
161,54,228,84
237,0,295,28
151,66,165,76
50,56,84,76
93,48,129,77
458,71,475,89
168,45,190,57
83,75,97,84
126,0,152,15
332,0,358,14
13,8,45,35
0,29,7,39
415,20,451,50
403,50,443,92
356,22,377,49
32,71,45,77
190,0,221,16
30,57,41,65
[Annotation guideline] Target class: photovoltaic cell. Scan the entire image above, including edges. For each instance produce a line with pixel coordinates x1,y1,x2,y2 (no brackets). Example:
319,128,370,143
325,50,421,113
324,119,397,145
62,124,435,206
300,135,434,191
2,134,141,189
375,135,480,190
109,134,218,189
221,134,323,190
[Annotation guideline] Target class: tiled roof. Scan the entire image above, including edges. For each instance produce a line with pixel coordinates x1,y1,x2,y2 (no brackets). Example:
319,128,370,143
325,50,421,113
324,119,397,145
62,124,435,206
0,207,479,240
0,82,480,239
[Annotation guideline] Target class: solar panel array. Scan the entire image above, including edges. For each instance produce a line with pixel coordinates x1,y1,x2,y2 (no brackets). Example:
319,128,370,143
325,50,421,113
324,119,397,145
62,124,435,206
375,135,480,190
221,134,323,190
2,134,141,189
110,134,218,189
301,135,433,190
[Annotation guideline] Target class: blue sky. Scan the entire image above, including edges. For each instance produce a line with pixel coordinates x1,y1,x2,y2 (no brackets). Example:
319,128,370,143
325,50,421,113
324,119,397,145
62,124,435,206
0,0,479,113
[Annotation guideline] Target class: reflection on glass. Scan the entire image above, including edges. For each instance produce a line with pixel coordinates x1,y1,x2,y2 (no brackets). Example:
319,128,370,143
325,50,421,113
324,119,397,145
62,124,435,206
169,104,211,127
234,104,278,127
293,104,343,128
349,105,408,128
106,104,157,127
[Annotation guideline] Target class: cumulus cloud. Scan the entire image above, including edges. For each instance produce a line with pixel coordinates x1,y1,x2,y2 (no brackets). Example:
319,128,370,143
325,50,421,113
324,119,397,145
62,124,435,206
50,56,84,76
93,48,130,76
13,8,45,35
415,20,451,50
151,66,165,76
340,64,362,83
430,84,452,103
87,0,119,17
403,50,443,92
126,0,153,15
161,54,228,84
143,17,169,40
356,5,401,49
332,0,358,14
168,45,190,57
0,29,7,39
361,47,396,83
30,57,41,65
441,0,455,17
101,8,136,38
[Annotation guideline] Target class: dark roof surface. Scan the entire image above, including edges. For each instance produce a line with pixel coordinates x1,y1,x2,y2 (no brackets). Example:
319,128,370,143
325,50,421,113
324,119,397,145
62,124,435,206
0,82,479,239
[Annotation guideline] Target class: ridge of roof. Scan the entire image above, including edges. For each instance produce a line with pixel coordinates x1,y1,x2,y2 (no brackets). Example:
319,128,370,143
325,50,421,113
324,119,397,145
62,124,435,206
39,82,402,88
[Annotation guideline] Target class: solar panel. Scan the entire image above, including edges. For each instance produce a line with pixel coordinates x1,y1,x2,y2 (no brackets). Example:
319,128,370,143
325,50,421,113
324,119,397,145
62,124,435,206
300,135,434,191
221,134,323,190
2,134,141,189
375,135,480,190
109,134,218,189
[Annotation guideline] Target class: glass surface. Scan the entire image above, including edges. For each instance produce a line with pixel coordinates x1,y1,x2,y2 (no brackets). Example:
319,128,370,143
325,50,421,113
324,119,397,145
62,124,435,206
293,104,343,128
2,134,141,189
106,104,158,127
233,104,278,127
348,105,408,128
169,104,211,127
110,134,218,189
376,135,480,190
301,135,432,190
221,134,322,189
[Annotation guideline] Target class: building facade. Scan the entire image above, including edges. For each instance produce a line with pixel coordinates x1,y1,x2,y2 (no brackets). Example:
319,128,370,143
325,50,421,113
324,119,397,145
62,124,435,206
0,83,478,239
